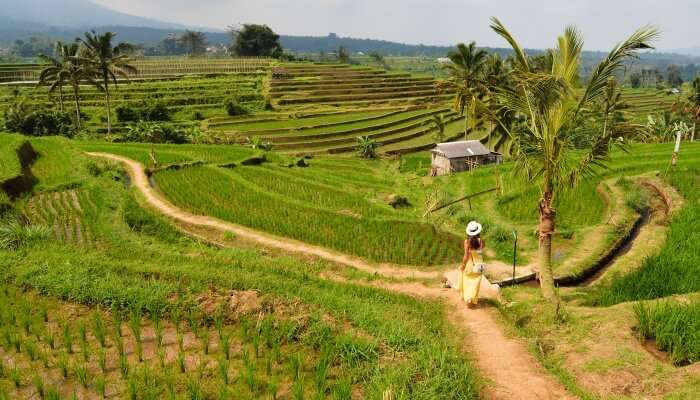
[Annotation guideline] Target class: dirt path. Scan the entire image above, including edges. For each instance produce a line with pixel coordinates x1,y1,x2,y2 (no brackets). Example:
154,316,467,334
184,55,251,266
88,152,575,400
382,282,576,400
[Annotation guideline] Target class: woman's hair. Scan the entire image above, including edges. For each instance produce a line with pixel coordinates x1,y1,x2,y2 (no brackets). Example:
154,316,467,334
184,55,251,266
469,234,482,250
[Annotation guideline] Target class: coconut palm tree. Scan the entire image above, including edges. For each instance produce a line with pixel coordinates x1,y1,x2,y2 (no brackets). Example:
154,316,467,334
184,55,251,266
431,114,446,142
38,42,95,130
37,42,73,112
79,31,137,134
489,17,658,303
439,42,490,139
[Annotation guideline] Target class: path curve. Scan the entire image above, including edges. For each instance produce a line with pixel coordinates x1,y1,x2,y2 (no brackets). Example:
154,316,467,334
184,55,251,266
88,152,574,400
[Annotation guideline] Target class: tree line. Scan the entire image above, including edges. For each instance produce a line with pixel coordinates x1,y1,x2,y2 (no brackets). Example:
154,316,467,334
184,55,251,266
144,25,284,58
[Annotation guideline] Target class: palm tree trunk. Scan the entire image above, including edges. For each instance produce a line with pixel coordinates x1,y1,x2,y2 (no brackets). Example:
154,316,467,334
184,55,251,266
104,76,112,135
538,190,558,302
58,85,65,112
72,83,82,130
464,113,468,140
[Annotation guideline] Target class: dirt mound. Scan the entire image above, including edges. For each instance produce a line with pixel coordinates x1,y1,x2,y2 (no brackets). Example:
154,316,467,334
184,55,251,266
195,289,263,319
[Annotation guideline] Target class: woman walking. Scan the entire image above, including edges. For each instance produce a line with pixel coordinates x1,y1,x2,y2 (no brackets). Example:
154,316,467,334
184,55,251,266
458,221,486,307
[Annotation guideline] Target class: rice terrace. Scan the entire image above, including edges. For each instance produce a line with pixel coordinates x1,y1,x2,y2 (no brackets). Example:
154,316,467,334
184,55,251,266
1,1,700,399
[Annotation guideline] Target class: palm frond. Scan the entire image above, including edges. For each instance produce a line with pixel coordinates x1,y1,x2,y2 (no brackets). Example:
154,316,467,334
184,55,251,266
578,26,659,111
552,26,583,84
490,17,530,73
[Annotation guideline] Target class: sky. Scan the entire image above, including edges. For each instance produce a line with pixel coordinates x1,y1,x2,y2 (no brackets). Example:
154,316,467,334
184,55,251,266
90,0,700,51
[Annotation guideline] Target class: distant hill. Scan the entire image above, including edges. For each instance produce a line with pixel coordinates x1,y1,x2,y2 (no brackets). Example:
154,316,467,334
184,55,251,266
0,0,188,30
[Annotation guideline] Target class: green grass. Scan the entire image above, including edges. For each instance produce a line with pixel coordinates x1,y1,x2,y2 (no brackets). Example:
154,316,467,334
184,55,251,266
593,167,700,305
634,300,700,365
154,164,462,265
210,110,389,132
73,141,256,166
0,136,481,398
0,134,25,182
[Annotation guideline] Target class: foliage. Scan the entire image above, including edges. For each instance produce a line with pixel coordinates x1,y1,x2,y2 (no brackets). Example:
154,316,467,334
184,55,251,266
78,30,138,134
337,46,351,64
155,165,461,265
490,17,658,300
355,136,378,159
245,136,273,151
122,122,189,144
4,99,76,137
224,95,248,116
593,169,700,305
0,219,50,249
431,114,446,142
230,24,282,57
179,31,208,56
116,102,172,122
634,301,700,365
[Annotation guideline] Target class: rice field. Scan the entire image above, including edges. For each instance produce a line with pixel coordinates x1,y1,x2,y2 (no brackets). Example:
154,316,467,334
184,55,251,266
0,136,481,399
154,164,463,265
0,57,273,83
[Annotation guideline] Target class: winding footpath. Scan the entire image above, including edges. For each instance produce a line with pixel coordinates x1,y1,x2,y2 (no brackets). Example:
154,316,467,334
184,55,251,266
88,152,575,400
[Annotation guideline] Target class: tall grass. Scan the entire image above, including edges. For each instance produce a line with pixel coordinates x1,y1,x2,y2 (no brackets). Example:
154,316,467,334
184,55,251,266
593,169,700,305
155,165,462,265
634,301,700,365
0,219,50,250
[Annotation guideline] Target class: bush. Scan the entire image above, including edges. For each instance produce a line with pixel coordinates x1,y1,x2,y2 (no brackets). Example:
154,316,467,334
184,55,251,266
122,122,189,144
116,102,172,122
4,100,75,137
355,136,378,159
0,219,50,249
192,111,205,121
224,96,248,116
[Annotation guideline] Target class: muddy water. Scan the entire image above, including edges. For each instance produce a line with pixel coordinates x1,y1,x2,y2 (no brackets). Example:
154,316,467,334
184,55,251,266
580,207,653,286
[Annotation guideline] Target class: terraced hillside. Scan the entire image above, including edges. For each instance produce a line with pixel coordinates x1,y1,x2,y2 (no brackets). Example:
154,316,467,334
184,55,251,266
0,58,272,83
621,88,679,121
270,63,452,109
0,74,266,134
206,106,468,155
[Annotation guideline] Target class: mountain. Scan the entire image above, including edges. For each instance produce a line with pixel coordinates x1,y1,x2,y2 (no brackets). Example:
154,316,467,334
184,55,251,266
0,0,188,30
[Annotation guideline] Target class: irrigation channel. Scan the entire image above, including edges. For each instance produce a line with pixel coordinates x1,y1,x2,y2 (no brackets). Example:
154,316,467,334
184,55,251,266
497,179,671,289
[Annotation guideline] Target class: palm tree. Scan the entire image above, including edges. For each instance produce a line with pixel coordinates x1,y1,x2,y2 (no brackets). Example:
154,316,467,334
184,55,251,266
489,17,658,303
38,42,94,129
37,42,72,112
439,42,490,139
79,31,137,134
431,114,446,142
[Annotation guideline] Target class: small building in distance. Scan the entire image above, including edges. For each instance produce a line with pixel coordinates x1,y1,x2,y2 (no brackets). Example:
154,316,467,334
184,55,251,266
430,140,503,176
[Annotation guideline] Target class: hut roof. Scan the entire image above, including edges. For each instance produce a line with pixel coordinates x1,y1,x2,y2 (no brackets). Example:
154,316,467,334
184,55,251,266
432,140,490,159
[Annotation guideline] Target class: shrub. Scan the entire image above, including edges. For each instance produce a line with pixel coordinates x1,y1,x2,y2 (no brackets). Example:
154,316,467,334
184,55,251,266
355,136,379,159
192,111,205,120
224,96,247,116
122,122,189,144
4,100,75,137
116,102,172,122
0,219,50,249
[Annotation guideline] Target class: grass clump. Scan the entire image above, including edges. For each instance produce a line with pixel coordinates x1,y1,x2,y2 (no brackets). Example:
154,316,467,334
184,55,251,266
634,301,700,365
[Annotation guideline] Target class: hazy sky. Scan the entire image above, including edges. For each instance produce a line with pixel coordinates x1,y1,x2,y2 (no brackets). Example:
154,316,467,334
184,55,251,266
91,0,699,50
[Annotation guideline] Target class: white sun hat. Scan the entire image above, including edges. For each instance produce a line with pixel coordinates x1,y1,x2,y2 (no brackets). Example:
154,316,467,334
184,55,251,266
466,221,483,237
